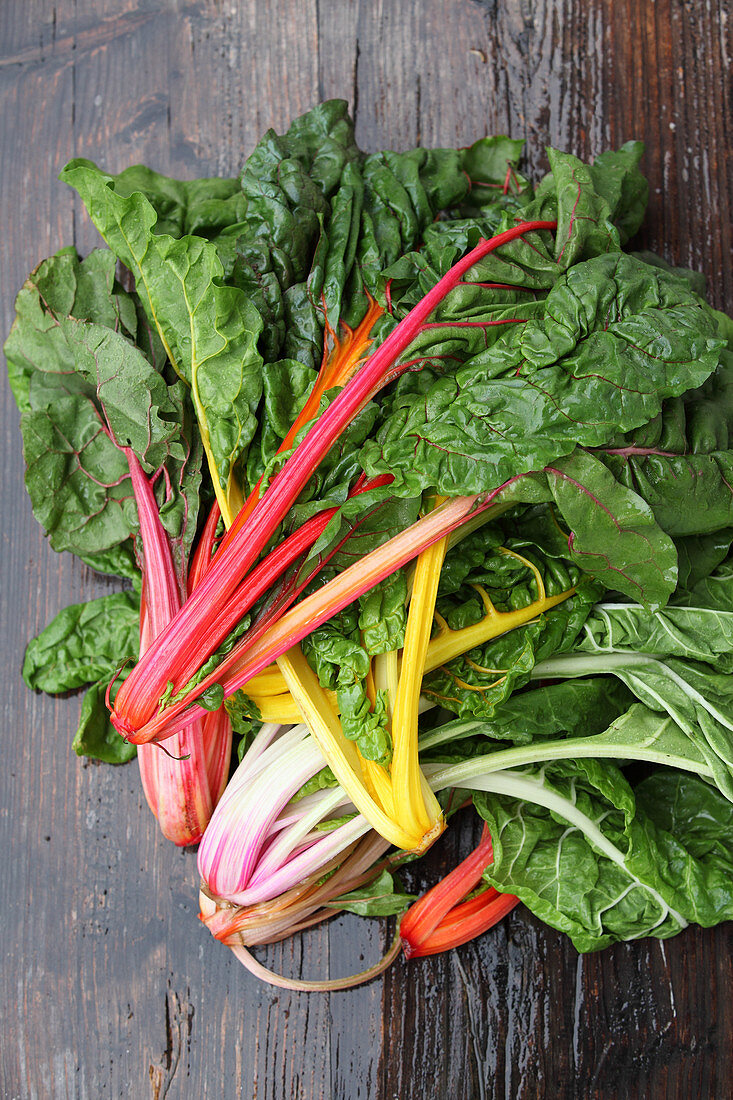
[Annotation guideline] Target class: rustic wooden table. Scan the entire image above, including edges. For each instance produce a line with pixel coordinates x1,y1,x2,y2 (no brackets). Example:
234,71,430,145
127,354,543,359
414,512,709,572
2,2,731,1097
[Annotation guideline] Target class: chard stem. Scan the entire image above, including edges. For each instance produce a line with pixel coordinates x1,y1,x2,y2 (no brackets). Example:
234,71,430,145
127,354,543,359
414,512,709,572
228,930,402,993
391,535,448,838
277,646,420,851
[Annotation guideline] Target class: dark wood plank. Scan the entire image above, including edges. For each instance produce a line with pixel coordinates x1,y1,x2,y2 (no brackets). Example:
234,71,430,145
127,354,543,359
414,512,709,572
1,1,730,1098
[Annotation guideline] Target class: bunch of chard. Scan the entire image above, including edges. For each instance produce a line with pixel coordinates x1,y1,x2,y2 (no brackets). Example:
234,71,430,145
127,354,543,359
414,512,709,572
9,101,733,987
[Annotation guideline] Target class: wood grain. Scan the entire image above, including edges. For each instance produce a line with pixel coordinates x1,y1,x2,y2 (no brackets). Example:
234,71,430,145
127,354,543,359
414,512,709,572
1,1,730,1097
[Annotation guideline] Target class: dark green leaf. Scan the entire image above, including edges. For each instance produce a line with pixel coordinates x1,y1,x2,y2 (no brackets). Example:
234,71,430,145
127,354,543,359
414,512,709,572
596,352,733,538
358,571,407,656
544,449,678,608
73,678,136,764
362,254,722,499
328,869,415,917
23,589,140,693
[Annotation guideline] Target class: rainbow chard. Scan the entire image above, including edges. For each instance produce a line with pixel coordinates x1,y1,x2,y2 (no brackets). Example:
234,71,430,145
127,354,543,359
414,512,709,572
107,219,559,747
105,213,726,751
99,205,726,849
12,98,733,986
6,247,230,844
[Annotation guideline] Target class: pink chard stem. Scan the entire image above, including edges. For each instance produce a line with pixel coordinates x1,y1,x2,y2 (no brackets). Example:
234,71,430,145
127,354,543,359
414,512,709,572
125,450,231,844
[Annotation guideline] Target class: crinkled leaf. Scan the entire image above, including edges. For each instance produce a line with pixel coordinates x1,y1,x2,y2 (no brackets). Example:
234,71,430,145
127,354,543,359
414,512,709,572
521,159,608,266
596,351,733,537
361,253,722,498
20,395,139,557
60,158,263,523
301,605,391,762
23,589,140,693
674,530,733,593
676,554,733,611
536,599,733,800
232,101,362,364
20,317,198,563
6,247,144,414
580,599,733,673
422,678,633,754
223,690,263,762
423,581,597,721
473,759,732,950
110,165,247,242
588,142,648,244
293,765,338,801
544,449,678,608
79,543,140,581
6,248,201,571
338,684,391,763
636,772,733,908
358,571,407,656
631,250,708,297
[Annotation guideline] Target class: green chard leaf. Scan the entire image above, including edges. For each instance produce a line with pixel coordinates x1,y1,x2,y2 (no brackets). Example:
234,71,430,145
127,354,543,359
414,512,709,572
23,589,140,693
73,677,136,764
6,247,147,415
675,553,733,611
420,523,599,722
6,249,201,571
543,449,678,608
328,869,416,917
534,594,733,801
594,351,733,538
473,758,733,951
361,253,723,501
420,678,633,755
580,598,733,672
292,765,338,802
635,771,733,926
358,571,407,656
232,100,362,365
423,581,599,722
588,141,648,245
526,148,620,266
674,530,733,593
108,165,247,242
60,158,263,523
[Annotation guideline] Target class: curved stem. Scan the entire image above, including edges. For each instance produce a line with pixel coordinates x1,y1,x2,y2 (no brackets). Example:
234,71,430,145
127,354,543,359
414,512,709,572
229,930,402,993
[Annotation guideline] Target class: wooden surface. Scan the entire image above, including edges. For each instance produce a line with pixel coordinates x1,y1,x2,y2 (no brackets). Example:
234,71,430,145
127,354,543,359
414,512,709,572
1,1,731,1097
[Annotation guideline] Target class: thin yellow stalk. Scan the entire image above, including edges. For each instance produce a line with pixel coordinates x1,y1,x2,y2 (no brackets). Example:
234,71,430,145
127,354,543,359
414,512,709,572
390,535,448,840
424,585,575,672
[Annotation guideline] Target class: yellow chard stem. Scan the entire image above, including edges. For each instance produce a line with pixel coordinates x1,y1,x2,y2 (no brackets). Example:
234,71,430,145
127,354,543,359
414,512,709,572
390,534,449,844
244,559,577,725
359,753,397,821
372,650,400,723
424,547,575,673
